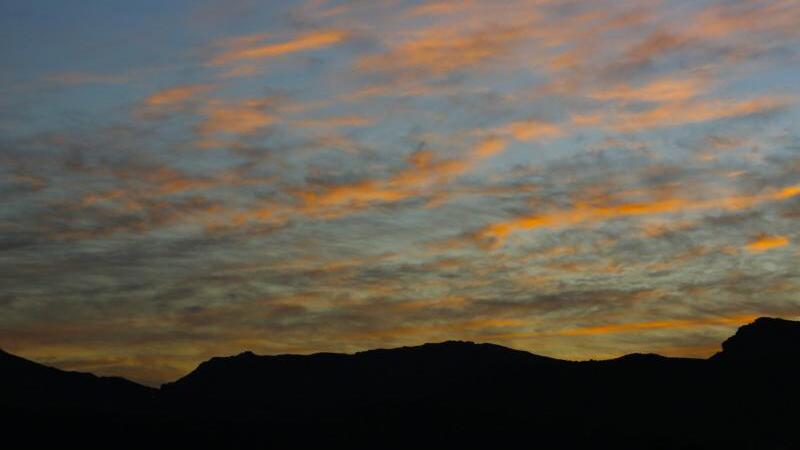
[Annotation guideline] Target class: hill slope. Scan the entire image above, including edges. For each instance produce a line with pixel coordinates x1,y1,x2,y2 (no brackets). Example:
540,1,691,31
2,317,799,449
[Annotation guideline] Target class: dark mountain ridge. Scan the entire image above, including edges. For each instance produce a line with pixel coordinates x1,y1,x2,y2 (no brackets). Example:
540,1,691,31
3,317,799,449
0,348,156,410
711,317,800,362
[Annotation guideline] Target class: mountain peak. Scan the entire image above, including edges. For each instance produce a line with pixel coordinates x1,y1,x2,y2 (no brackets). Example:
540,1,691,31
427,340,477,346
353,340,543,361
614,352,668,361
711,316,800,362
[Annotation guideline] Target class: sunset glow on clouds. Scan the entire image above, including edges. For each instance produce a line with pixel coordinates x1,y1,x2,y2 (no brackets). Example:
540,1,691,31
1,0,799,385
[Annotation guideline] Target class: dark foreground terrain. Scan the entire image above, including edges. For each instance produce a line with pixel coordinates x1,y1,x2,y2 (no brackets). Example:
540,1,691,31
2,317,800,449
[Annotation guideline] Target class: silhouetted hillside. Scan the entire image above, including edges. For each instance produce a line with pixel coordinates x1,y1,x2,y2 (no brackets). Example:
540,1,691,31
161,340,569,411
711,317,800,363
3,317,799,449
0,348,155,409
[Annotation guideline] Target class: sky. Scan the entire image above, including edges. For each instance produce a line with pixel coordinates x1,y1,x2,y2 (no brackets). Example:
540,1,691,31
1,0,799,386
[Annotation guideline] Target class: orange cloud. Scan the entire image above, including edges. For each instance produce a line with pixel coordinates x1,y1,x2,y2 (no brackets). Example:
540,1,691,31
573,95,790,132
746,235,790,253
294,115,374,129
505,120,563,141
357,25,530,78
523,0,800,120
210,30,348,66
197,99,275,136
341,317,524,341
645,245,718,272
478,184,800,248
472,136,508,158
554,314,760,336
144,84,212,107
687,1,800,40
775,185,800,200
621,31,689,68
408,1,475,17
589,77,706,103
290,136,511,218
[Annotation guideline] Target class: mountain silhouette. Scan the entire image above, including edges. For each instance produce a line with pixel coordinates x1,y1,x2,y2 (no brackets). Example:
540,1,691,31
0,348,155,408
711,317,800,363
3,317,799,449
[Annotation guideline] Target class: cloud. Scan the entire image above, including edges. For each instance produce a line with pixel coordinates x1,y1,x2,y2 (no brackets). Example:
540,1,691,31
340,317,524,341
196,98,276,137
283,135,512,219
746,235,790,252
405,2,463,17
551,314,762,336
686,0,800,41
573,95,791,132
293,115,374,130
144,84,213,107
471,136,507,158
209,30,348,66
504,120,563,141
217,133,517,227
589,77,707,103
357,24,532,78
478,184,800,248
52,196,223,241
